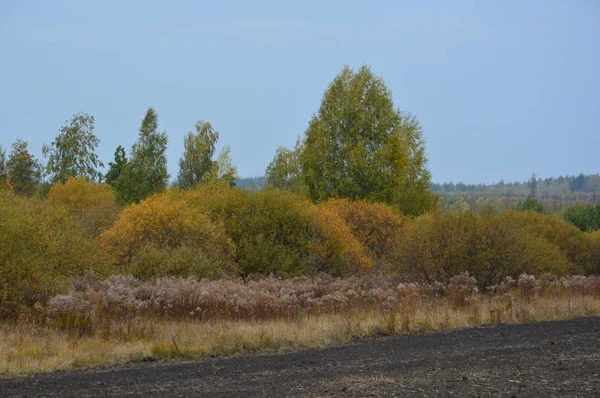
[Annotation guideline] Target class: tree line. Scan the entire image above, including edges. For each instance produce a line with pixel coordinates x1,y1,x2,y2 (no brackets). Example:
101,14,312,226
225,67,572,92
1,65,436,216
0,108,238,205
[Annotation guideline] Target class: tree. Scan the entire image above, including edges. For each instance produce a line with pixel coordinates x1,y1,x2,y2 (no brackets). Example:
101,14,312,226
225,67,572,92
117,107,169,204
528,172,538,197
104,145,128,188
299,65,434,216
516,195,545,214
203,146,237,187
177,120,218,190
42,112,104,183
569,173,586,193
564,203,600,232
6,139,41,197
265,143,305,195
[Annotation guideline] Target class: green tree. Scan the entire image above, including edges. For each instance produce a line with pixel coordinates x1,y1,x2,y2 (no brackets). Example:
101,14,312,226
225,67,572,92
203,146,238,187
177,120,219,190
42,112,104,183
117,107,169,204
516,195,545,214
300,65,434,216
564,203,600,232
569,173,586,192
265,143,305,195
6,139,41,197
104,145,128,188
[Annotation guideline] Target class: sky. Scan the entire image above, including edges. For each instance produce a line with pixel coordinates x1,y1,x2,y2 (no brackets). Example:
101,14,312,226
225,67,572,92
0,0,598,184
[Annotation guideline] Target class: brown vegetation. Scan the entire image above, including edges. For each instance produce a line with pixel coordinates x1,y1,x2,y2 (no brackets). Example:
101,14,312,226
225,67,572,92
2,272,600,375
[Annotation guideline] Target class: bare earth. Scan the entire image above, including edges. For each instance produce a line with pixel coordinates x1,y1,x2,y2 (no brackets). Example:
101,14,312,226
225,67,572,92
2,317,600,397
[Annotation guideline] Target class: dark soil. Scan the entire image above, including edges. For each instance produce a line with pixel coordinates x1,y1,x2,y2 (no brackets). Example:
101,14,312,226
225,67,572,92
2,317,600,397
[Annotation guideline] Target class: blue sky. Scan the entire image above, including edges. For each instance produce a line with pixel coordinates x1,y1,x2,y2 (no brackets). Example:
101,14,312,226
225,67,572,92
0,0,598,184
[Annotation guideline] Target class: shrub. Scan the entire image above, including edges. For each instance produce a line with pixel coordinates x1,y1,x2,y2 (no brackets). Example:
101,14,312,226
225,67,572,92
0,191,107,318
395,210,571,287
99,191,238,279
319,198,404,269
47,177,121,236
564,203,600,232
500,211,597,274
516,196,545,214
309,204,373,275
588,231,600,274
184,186,373,276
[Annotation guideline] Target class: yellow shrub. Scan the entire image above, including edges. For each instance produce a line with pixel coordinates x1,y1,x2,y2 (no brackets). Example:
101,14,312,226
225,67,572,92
396,210,571,287
99,191,237,279
500,211,597,274
47,177,121,236
184,186,373,276
0,191,107,318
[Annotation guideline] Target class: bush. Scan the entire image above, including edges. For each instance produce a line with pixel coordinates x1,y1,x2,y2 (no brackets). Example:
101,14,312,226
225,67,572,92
588,231,600,274
516,196,545,214
319,198,404,269
47,177,121,236
0,191,107,318
184,186,373,276
500,211,598,274
99,191,238,279
395,210,571,287
564,203,600,232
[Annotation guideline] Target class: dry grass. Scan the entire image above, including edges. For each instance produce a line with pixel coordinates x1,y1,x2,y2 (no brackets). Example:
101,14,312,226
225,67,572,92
1,273,600,376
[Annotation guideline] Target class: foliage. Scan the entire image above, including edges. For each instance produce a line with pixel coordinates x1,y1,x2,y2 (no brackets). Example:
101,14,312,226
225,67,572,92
500,211,599,274
589,231,600,274
184,186,372,276
516,195,545,214
396,210,572,287
0,191,107,318
203,146,238,188
46,177,121,236
265,144,305,195
103,145,127,188
177,120,219,190
6,139,41,197
300,65,434,216
116,107,169,204
42,112,103,183
564,203,600,232
319,198,404,269
99,191,237,279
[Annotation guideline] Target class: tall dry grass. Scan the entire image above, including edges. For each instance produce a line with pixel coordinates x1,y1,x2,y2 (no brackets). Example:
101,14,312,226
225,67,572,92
2,273,600,376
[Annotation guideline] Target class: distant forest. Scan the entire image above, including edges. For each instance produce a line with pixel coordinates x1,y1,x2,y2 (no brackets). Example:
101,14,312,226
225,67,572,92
236,176,266,190
237,173,600,211
431,173,600,195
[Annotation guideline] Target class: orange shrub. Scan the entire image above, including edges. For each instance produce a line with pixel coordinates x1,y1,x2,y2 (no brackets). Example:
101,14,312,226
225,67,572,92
99,191,237,279
319,199,404,269
47,177,121,236
184,186,373,276
310,204,373,275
